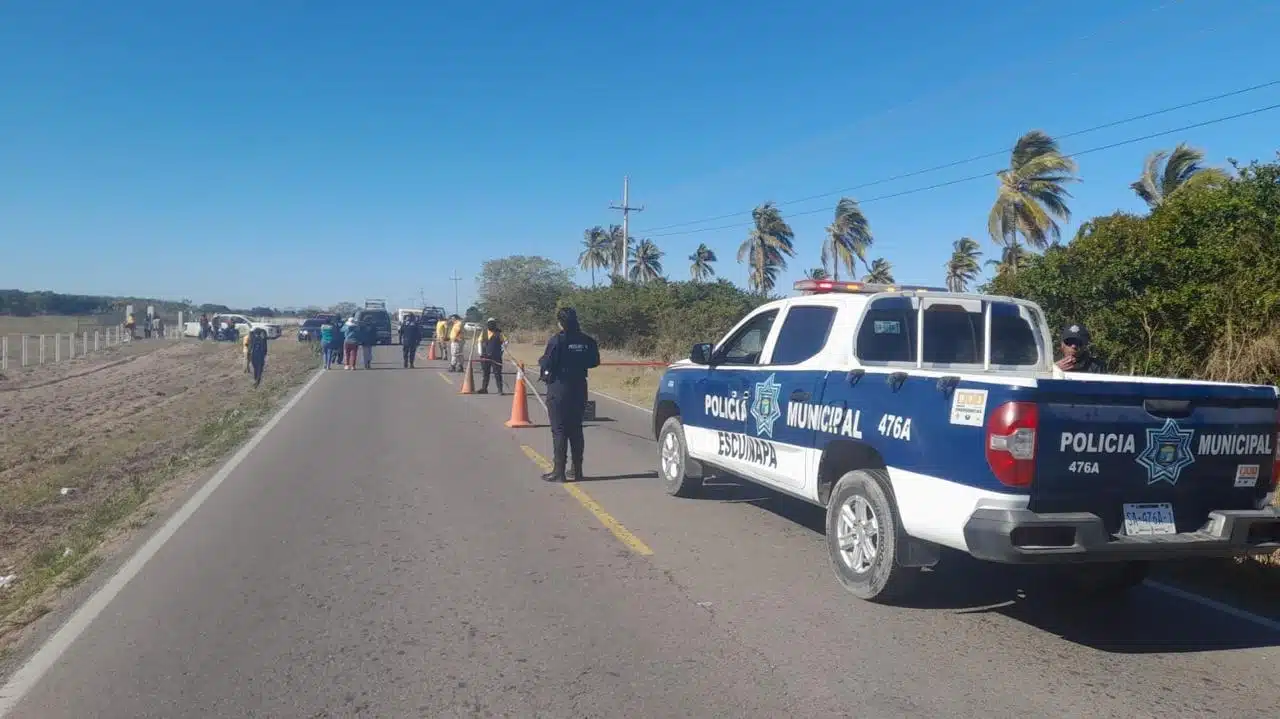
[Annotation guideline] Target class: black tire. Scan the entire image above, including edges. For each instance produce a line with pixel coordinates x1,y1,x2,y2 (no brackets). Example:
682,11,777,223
657,416,703,498
825,469,919,603
1061,561,1149,599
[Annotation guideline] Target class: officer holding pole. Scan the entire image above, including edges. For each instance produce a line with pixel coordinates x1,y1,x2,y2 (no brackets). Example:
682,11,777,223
537,307,600,482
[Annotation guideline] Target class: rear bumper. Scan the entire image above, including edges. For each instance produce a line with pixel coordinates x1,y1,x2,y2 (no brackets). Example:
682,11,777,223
964,507,1280,564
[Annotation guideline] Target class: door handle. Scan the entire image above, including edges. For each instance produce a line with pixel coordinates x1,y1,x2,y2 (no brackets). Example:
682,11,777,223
790,390,811,402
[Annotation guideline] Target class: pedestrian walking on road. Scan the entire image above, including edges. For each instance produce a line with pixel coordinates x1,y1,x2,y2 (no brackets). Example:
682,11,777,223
399,314,423,368
248,328,269,387
537,307,600,482
478,318,505,394
359,317,376,369
319,318,337,369
342,317,360,370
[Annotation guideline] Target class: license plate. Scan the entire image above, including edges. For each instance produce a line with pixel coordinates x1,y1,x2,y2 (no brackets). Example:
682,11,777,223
1122,502,1176,536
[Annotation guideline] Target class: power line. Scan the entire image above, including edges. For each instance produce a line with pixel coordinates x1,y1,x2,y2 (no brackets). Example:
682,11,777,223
636,79,1280,235
642,100,1280,240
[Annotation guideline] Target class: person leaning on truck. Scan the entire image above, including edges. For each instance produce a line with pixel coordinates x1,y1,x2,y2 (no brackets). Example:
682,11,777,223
1056,323,1107,373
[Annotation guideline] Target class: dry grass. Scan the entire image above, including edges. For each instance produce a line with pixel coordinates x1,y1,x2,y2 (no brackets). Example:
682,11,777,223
502,340,666,408
0,337,319,648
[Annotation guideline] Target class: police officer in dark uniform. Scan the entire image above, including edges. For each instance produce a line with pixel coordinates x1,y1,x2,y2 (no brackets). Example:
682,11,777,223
399,313,422,368
1056,323,1107,373
537,307,600,482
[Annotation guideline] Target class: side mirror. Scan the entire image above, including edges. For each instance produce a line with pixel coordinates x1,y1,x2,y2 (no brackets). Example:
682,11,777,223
690,343,713,365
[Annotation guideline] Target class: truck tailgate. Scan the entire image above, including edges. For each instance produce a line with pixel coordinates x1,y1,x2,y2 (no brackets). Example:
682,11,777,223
1033,378,1277,535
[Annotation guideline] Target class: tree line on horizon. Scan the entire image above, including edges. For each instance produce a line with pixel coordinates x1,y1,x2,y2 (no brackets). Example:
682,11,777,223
578,133,1233,295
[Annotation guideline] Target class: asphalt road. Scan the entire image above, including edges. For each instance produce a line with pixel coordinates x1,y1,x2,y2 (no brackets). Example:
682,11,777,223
3,346,1278,718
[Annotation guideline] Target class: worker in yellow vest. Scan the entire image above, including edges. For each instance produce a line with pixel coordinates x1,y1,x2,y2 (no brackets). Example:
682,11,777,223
448,315,465,372
435,317,449,360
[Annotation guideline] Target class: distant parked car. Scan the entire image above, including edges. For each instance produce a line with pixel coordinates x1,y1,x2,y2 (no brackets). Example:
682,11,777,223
296,318,326,342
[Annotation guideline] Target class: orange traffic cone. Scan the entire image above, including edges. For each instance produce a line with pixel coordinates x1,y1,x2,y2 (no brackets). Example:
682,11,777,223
427,342,438,361
504,364,534,428
459,359,476,395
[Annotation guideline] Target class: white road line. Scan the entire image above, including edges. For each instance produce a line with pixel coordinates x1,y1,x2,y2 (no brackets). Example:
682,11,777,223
0,368,327,717
590,385,1280,633
591,389,652,414
1144,580,1280,632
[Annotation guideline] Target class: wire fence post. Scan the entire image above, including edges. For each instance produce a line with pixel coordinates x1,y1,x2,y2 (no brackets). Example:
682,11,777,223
55,333,62,362
94,331,100,351
83,331,88,355
39,335,46,364
21,336,28,367
1,336,7,372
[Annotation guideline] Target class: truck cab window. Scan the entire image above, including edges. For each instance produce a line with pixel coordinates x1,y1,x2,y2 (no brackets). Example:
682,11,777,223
770,305,837,365
855,297,915,363
715,310,778,366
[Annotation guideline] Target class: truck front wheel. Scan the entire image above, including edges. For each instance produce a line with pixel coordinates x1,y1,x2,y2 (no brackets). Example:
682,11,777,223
657,417,702,498
826,469,919,603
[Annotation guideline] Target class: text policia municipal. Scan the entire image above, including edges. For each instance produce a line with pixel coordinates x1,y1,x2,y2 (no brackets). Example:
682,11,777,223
705,395,866,439
1061,431,1273,456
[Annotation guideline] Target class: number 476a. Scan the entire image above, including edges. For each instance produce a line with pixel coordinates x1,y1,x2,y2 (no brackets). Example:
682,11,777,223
1068,461,1100,474
877,414,912,441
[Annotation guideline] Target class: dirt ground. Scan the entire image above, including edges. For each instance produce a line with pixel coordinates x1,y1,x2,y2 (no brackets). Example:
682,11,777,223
0,337,320,650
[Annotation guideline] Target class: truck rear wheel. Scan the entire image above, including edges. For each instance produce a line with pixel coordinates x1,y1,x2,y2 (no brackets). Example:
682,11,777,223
657,417,702,498
826,469,919,603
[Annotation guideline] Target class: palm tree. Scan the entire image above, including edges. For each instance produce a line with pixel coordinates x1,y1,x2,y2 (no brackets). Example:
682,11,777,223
737,202,796,296
862,258,895,284
821,197,873,280
944,237,983,292
1130,143,1229,209
986,243,1030,279
606,224,631,279
578,226,612,287
688,243,717,281
988,130,1079,272
806,268,829,280
628,239,664,283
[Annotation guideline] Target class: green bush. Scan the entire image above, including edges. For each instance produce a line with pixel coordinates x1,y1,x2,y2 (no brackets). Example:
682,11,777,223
985,154,1280,383
557,278,767,360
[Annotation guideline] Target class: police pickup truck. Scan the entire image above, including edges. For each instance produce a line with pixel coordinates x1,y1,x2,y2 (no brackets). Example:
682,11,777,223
651,278,1280,602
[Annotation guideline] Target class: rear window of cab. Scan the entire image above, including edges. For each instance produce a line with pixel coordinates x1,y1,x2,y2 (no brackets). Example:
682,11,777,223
855,295,1043,368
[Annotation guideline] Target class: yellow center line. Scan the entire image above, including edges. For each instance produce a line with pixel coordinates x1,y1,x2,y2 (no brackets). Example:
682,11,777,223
438,372,454,385
520,445,654,556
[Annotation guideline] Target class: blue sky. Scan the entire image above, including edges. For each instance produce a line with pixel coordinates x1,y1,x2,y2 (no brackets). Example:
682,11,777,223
2,0,1278,312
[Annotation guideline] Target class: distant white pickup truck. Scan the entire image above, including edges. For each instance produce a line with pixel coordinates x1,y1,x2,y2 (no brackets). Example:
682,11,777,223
184,314,282,339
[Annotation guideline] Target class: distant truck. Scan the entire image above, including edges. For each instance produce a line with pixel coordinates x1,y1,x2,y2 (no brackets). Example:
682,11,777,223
356,301,393,346
184,313,282,340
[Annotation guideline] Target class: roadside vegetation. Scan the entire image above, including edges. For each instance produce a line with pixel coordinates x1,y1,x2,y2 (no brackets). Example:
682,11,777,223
0,339,319,651
477,143,1280,609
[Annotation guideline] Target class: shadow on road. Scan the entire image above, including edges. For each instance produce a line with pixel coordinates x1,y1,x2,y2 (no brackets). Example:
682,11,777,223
693,473,1280,654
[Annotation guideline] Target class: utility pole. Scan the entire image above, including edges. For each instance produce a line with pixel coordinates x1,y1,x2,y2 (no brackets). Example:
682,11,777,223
448,271,462,317
609,175,644,279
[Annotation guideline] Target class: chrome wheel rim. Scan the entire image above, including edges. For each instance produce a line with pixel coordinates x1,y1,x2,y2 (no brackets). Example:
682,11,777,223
837,495,879,574
660,430,682,482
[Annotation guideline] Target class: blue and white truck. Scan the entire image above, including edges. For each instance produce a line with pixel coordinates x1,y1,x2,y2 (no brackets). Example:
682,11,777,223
651,278,1280,602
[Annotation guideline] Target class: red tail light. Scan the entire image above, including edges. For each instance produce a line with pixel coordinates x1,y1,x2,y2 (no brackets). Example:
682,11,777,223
986,401,1039,488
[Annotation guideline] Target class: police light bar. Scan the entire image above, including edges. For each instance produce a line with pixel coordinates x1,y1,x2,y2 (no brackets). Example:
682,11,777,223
793,279,949,295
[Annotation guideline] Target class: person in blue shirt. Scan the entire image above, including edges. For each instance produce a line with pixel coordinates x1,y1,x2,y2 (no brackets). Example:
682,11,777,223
319,319,337,369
